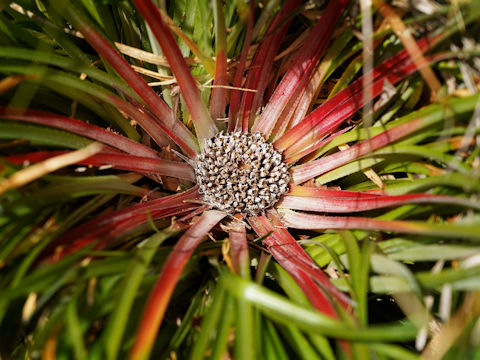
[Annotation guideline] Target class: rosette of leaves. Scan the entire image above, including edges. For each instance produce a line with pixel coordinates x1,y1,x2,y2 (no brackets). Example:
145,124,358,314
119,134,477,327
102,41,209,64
0,0,480,359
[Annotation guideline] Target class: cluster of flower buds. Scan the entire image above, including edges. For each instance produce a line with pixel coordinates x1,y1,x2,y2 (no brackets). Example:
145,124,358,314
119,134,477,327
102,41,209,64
195,131,290,215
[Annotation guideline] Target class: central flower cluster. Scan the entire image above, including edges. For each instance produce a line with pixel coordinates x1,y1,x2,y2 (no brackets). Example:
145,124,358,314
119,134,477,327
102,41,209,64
195,131,290,215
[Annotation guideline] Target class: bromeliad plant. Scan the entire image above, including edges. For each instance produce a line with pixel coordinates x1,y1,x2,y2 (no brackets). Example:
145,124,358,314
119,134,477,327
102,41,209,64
1,0,480,359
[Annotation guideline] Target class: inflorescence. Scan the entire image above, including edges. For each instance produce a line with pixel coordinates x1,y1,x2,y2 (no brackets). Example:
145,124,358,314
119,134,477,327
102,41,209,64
194,131,290,215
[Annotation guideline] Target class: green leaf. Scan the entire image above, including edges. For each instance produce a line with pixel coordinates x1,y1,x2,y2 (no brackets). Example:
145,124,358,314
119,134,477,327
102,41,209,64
221,271,418,342
66,295,88,360
103,229,176,360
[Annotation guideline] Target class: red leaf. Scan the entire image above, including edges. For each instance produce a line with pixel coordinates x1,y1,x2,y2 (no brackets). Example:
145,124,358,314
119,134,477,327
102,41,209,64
132,0,218,147
4,150,195,181
278,210,479,240
210,0,228,122
237,0,302,132
288,184,383,198
78,153,195,181
62,3,199,155
103,93,197,158
228,0,255,131
49,205,197,262
0,107,158,158
284,126,352,165
278,191,479,213
45,187,201,262
252,0,349,138
228,223,249,277
209,49,228,121
130,210,226,360
4,151,70,164
290,116,424,184
249,210,350,316
274,35,440,156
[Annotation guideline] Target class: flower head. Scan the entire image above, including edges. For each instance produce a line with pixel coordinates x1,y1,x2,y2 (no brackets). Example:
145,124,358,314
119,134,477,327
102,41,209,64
195,131,289,215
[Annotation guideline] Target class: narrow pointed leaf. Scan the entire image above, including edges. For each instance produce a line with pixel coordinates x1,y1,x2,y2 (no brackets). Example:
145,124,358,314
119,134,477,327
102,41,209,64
290,117,424,184
221,272,418,341
53,0,199,154
0,143,102,195
160,10,216,75
75,152,195,181
291,94,479,184
248,212,348,317
0,107,158,158
0,61,195,155
229,223,249,278
274,35,441,154
103,229,177,360
44,187,200,260
5,150,195,181
288,185,383,198
278,192,478,213
228,0,254,131
238,0,302,131
279,210,480,241
130,210,226,360
48,205,198,262
0,47,136,99
252,0,348,137
209,0,228,122
284,127,352,165
132,0,217,147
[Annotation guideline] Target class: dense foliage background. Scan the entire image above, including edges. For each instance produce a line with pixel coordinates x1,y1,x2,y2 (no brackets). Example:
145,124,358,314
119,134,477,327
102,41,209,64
1,0,480,359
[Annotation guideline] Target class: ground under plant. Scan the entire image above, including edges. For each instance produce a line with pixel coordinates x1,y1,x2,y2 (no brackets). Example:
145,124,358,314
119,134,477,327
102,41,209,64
1,0,480,359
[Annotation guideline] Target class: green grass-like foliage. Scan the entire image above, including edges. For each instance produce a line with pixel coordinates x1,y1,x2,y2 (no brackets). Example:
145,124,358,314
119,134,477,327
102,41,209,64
1,0,480,359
